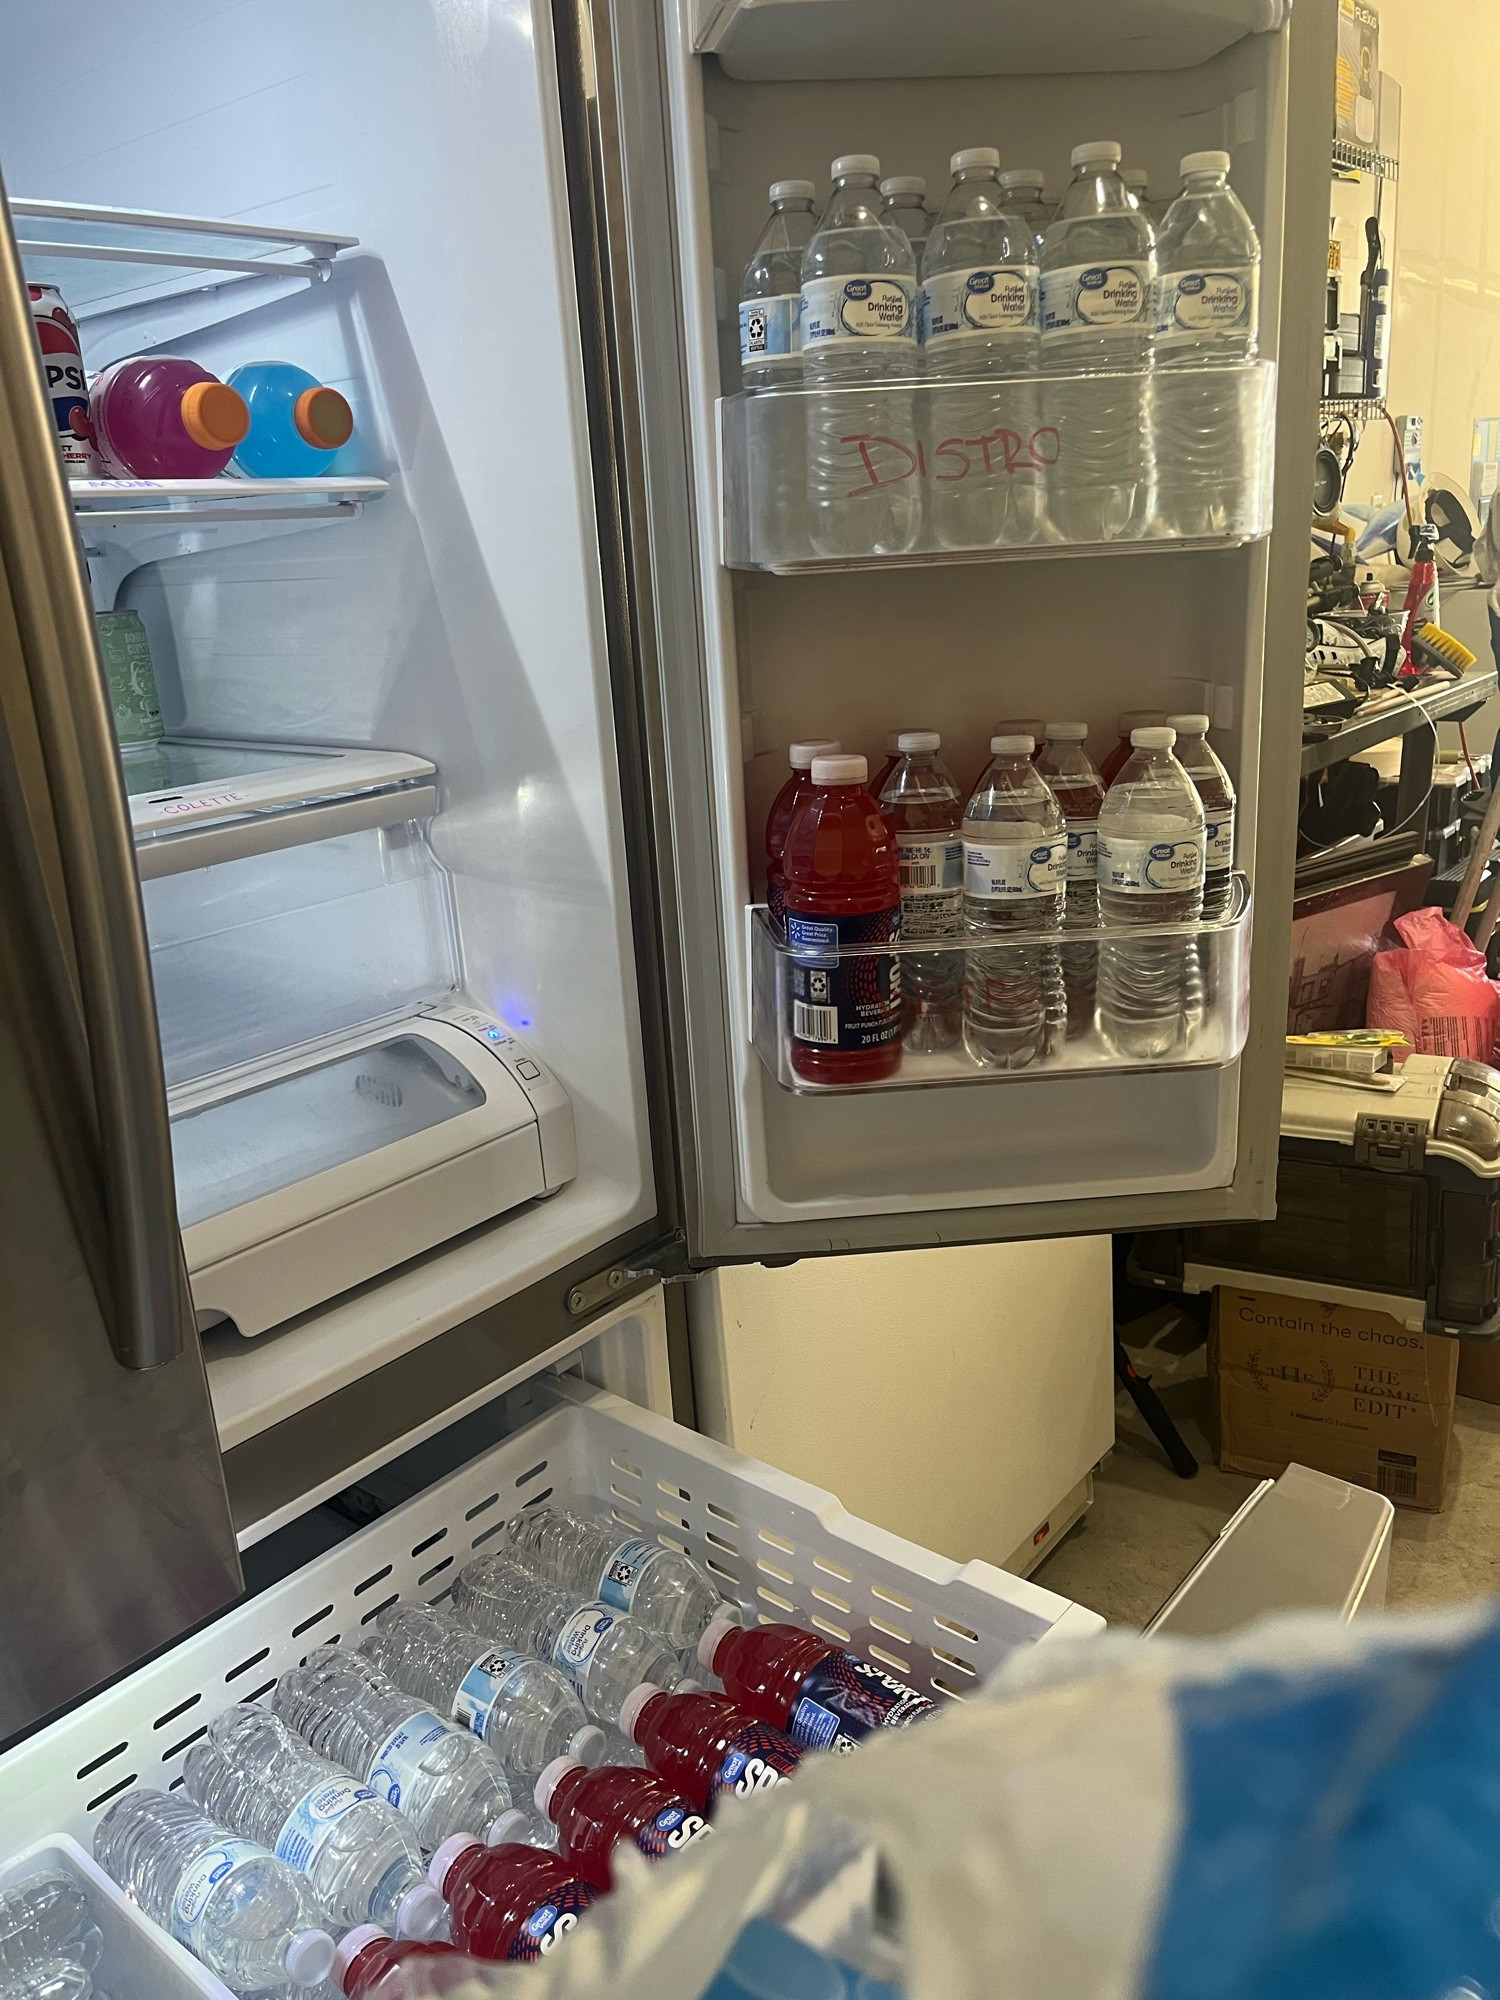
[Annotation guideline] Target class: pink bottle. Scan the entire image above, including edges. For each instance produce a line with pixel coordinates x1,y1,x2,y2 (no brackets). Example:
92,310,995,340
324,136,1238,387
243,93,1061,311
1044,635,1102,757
617,1683,802,1812
699,1611,936,1752
534,1754,711,1889
428,1834,599,1962
333,1927,461,1999
90,356,250,478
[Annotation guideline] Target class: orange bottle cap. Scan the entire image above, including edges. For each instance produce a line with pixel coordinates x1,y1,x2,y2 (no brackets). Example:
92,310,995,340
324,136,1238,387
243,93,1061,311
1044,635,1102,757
180,380,249,451
294,384,354,450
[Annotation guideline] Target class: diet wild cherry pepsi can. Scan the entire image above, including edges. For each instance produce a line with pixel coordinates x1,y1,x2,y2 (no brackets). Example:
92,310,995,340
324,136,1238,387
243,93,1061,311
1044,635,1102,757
29,284,98,474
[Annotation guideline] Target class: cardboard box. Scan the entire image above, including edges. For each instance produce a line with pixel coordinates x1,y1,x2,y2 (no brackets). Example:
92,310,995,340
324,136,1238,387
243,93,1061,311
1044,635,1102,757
1458,1340,1500,1406
1335,0,1380,147
1213,1286,1458,1511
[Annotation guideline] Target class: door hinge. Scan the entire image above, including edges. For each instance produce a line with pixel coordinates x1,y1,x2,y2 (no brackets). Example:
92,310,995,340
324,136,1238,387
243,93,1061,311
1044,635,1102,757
565,1233,694,1316
1353,1111,1426,1174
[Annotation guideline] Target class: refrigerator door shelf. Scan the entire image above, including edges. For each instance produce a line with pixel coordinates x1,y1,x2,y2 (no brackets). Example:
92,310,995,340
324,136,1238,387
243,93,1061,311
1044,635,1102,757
721,361,1275,573
751,875,1252,1093
174,1015,574,1338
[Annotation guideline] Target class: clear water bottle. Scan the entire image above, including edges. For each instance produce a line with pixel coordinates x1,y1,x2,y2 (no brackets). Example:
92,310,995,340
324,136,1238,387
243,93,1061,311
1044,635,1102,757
1152,150,1261,538
921,148,1041,549
1034,723,1106,1038
0,1965,91,2000
451,1550,680,1728
1096,726,1206,1059
362,1601,603,1782
877,176,931,269
0,1872,98,1984
1040,141,1156,543
182,1704,446,1940
739,181,819,389
879,733,964,1052
500,1505,723,1652
800,154,920,558
271,1645,521,1852
93,1787,334,1993
998,168,1052,253
1166,713,1235,918
961,736,1067,1069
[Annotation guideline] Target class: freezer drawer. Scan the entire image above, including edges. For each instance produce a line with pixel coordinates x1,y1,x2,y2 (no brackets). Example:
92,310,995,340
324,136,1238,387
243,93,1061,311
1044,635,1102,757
0,1380,1101,1867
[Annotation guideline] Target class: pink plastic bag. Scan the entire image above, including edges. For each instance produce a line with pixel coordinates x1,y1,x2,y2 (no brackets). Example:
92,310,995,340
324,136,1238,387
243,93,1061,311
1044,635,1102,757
1366,905,1500,1060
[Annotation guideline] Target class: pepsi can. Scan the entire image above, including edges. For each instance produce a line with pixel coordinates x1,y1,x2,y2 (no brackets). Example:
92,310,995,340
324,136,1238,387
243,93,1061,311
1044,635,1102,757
28,283,98,474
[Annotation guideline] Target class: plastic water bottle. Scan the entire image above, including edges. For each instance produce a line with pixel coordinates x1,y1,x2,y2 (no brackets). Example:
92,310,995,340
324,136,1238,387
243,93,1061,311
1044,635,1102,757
92,1787,334,1993
362,1601,603,1780
1166,714,1236,918
0,1872,98,1984
1099,709,1166,786
800,155,920,558
1096,726,1206,1059
331,1928,461,1999
271,1645,521,1852
998,168,1051,251
450,1550,680,1728
618,1685,802,1812
533,1757,710,1888
739,183,819,389
181,1704,446,1940
921,148,1041,549
427,1836,599,1963
961,736,1066,1070
1034,723,1107,1038
877,176,931,268
89,357,249,478
0,1967,92,2000
879,733,963,1052
1040,142,1156,543
698,1613,936,1752
1152,151,1261,538
227,363,355,478
500,1504,723,1652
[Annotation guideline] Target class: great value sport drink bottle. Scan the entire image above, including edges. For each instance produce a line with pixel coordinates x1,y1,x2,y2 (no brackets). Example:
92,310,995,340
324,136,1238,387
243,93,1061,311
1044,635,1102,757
698,1613,936,1753
617,1685,802,1812
534,1757,710,1888
428,1836,599,1963
765,740,840,926
332,1928,460,1999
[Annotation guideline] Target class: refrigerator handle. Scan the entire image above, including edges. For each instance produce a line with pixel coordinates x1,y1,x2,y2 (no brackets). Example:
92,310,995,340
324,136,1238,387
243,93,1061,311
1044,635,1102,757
0,185,186,1370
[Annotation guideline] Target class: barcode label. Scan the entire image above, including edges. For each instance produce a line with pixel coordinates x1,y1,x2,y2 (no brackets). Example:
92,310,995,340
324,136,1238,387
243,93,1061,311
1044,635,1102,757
793,1001,839,1044
901,861,938,889
1376,1449,1419,1501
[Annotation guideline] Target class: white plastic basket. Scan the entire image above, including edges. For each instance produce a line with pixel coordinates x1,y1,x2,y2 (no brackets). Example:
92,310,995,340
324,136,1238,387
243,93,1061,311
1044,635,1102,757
0,1380,1101,1868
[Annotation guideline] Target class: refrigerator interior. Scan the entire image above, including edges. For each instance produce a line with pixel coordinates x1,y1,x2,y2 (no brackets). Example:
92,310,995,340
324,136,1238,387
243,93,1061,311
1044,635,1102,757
0,1,656,1442
662,3,1292,1224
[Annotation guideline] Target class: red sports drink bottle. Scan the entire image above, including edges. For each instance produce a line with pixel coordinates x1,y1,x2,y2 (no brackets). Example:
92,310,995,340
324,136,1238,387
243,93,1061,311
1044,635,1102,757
617,1684,802,1812
333,1927,461,1998
1098,710,1165,787
698,1612,937,1753
782,752,902,1085
764,739,839,925
428,1835,599,1962
534,1755,711,1888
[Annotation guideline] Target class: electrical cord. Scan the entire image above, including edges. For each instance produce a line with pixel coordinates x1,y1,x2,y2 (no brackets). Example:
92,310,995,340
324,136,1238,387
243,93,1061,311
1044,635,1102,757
1298,693,1439,855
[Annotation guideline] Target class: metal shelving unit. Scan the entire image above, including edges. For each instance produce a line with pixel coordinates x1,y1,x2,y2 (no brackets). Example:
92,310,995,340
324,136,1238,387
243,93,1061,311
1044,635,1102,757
1331,138,1400,181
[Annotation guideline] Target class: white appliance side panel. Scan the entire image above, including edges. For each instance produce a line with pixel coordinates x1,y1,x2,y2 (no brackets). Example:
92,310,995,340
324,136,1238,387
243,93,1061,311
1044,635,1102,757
688,1237,1116,1573
0,2,657,1406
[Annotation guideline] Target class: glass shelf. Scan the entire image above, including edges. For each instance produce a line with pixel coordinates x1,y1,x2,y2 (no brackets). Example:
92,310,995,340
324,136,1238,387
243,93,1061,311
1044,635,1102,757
721,360,1275,572
71,475,389,527
750,876,1252,1094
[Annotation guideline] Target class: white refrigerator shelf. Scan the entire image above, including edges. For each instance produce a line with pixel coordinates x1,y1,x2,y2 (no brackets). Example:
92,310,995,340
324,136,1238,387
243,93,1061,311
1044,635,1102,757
70,474,389,528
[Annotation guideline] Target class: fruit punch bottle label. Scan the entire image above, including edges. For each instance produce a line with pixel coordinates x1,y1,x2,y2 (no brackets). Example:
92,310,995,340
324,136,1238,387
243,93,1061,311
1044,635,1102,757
274,1778,376,1873
787,911,902,1053
1041,262,1154,335
1097,833,1205,893
1156,266,1258,345
506,1879,599,1961
801,275,916,347
921,266,1037,344
635,1803,711,1859
788,1654,938,1753
711,1725,801,1803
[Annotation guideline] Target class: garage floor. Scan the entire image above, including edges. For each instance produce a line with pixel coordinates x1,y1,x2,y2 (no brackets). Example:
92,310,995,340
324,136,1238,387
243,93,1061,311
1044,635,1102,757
1032,1306,1500,1626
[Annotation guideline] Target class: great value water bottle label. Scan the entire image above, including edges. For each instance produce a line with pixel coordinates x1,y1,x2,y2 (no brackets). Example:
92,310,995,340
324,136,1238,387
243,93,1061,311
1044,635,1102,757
273,1777,376,1874
739,294,800,364
920,266,1037,344
788,1654,938,1753
801,275,916,347
596,1536,660,1614
634,1802,712,1859
786,910,902,1053
1066,824,1099,881
1156,265,1258,345
170,1839,263,1949
455,1646,528,1738
505,1878,599,1961
552,1603,619,1693
896,833,963,940
711,1724,801,1803
1097,832,1205,893
1205,810,1235,872
964,833,1066,900
1040,261,1154,336
367,1710,452,1811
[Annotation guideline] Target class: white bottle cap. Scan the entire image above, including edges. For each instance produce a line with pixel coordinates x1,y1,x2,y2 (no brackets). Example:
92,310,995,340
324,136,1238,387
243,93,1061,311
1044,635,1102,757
332,1926,387,1993
897,730,941,753
1044,721,1089,741
1166,712,1210,734
771,179,816,203
619,1681,666,1741
1072,140,1122,169
789,738,840,770
832,154,880,180
1131,726,1178,750
811,753,867,785
1122,168,1150,191
950,147,1000,175
880,174,926,196
487,1806,533,1845
672,1675,705,1694
428,1832,480,1894
1000,168,1045,191
697,1606,743,1673
284,1928,336,1989
395,1880,449,1941
991,734,1035,756
1181,149,1231,178
569,1723,607,1766
535,1755,584,1820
